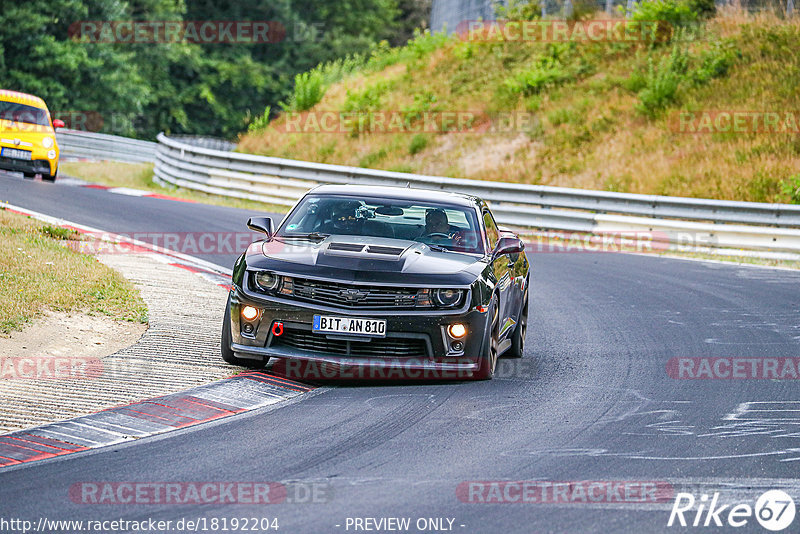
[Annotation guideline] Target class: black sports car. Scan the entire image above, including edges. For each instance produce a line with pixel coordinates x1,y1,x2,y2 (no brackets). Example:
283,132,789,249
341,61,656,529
221,185,530,380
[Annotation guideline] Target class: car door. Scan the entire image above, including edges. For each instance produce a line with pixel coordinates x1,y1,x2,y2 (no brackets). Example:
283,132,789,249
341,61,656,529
482,209,514,340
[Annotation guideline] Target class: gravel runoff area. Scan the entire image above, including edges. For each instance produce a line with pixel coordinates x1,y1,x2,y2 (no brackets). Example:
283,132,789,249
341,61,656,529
0,252,239,434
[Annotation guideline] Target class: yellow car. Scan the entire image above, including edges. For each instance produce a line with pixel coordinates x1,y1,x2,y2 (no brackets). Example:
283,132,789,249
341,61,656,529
0,89,64,182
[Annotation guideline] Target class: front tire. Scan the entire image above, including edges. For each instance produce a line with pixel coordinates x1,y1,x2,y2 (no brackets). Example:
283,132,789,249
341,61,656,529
507,290,528,358
474,296,499,380
221,299,268,368
23,172,35,180
42,168,57,182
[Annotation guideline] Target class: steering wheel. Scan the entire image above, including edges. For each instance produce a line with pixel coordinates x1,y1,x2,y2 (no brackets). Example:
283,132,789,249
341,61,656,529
424,232,451,240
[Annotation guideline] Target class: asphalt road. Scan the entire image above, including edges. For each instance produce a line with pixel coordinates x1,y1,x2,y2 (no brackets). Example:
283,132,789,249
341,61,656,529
1,172,799,533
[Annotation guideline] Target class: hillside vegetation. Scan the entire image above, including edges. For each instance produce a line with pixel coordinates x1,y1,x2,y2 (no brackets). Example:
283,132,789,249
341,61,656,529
239,6,800,203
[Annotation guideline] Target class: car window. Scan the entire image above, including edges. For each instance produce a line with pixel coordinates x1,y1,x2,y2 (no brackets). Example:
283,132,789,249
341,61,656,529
0,101,50,126
277,195,484,254
483,210,499,250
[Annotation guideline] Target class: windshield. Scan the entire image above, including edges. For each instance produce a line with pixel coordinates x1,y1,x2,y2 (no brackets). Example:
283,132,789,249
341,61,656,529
278,194,484,254
0,101,50,126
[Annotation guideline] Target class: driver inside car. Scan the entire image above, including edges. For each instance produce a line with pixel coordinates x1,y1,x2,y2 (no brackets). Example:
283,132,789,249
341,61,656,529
322,200,362,235
420,208,458,239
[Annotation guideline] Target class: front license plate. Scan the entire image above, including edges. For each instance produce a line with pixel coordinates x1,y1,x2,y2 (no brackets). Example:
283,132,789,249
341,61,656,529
1,147,32,160
313,315,387,337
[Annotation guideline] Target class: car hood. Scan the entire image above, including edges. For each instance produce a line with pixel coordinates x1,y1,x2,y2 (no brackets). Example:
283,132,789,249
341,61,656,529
248,235,485,285
0,120,53,136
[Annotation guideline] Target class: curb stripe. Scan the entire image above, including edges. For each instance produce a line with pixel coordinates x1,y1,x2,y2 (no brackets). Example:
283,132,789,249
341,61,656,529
236,371,316,390
0,372,315,469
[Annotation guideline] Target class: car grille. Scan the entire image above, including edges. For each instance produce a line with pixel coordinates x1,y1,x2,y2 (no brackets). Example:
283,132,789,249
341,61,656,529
274,327,429,358
290,277,418,309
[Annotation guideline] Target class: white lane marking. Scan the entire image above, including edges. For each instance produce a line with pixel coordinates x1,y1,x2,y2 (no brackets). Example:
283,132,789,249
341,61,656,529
1,202,232,276
106,187,150,196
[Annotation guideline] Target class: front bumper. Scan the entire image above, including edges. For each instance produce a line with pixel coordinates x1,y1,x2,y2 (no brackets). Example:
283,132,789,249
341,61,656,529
0,155,54,175
227,287,490,379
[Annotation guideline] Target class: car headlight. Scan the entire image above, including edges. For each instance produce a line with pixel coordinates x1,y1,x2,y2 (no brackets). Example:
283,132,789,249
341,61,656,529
253,271,281,292
432,288,463,307
42,137,53,148
47,150,56,159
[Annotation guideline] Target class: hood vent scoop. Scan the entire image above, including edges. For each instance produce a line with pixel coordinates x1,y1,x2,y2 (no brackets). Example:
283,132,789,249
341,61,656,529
324,242,408,260
328,242,366,252
365,245,405,256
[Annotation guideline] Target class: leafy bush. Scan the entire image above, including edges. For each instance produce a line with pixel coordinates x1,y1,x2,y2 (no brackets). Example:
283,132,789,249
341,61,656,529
247,106,272,134
343,81,394,113
503,44,592,97
692,41,737,85
686,0,716,19
409,134,429,155
633,38,737,118
627,0,699,44
281,70,326,112
407,29,451,60
494,0,542,20
635,46,689,118
781,174,800,204
40,225,79,240
359,148,387,167
402,91,438,121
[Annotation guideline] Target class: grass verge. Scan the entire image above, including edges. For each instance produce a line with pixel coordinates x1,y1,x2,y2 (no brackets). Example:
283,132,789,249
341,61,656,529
0,208,148,334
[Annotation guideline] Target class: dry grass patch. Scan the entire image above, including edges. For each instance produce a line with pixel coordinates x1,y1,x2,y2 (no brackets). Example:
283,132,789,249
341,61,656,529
0,209,147,334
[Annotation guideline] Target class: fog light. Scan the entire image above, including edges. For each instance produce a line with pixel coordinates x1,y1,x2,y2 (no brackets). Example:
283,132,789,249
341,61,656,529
451,341,464,352
47,149,56,159
242,323,254,334
241,305,259,321
448,323,467,339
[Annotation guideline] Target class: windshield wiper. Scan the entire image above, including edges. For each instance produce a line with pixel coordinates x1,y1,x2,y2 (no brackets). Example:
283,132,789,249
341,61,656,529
280,232,330,241
426,244,451,253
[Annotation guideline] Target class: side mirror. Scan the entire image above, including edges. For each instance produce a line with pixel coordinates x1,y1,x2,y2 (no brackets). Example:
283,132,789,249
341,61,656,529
247,216,274,239
493,236,524,258
52,119,65,129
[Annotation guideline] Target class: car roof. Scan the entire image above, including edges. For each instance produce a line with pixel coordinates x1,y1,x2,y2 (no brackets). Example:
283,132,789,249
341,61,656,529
0,90,48,109
308,184,481,208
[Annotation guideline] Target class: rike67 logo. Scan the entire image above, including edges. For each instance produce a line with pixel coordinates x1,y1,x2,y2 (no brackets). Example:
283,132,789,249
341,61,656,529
668,490,796,531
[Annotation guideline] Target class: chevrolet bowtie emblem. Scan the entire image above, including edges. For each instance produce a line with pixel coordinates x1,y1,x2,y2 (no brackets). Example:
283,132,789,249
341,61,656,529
340,288,368,302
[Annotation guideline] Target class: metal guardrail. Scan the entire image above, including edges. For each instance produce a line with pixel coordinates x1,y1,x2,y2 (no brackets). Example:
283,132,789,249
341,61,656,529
56,130,157,164
153,133,800,255
167,135,237,152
